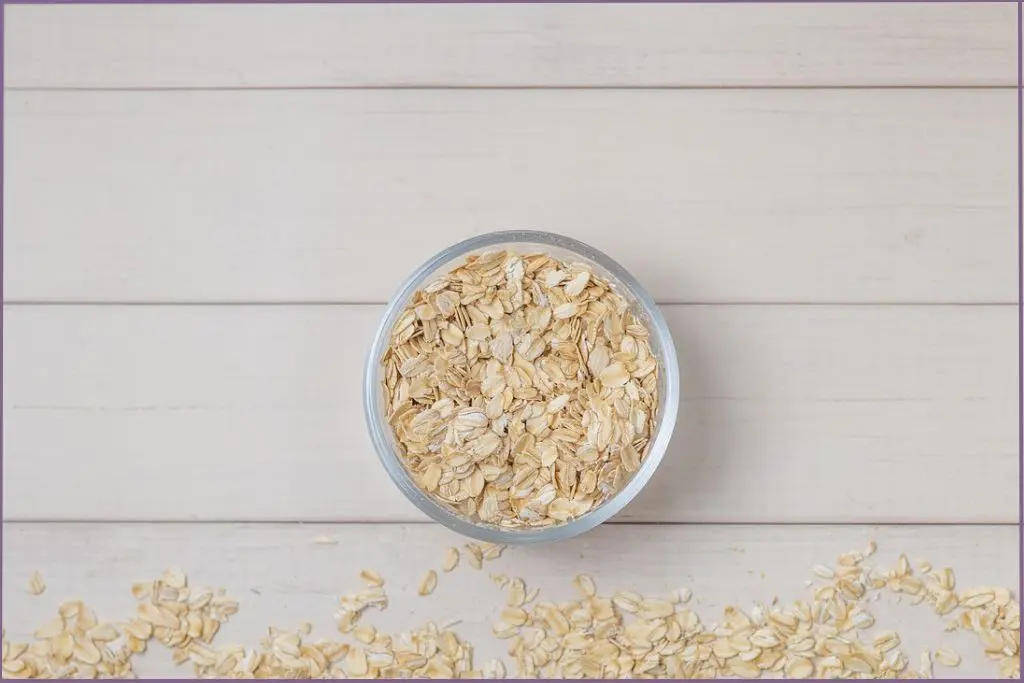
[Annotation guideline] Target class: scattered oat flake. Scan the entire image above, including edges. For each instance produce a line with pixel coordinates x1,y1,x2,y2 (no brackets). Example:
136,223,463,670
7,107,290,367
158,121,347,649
786,657,814,678
418,570,438,596
336,609,358,634
482,543,505,561
960,587,996,608
130,581,151,600
919,649,934,677
359,569,384,587
1,543,1018,680
465,543,484,570
483,658,506,679
507,578,526,607
352,624,376,644
27,571,45,596
346,646,369,676
158,567,187,590
811,564,835,579
312,534,338,545
572,574,596,598
443,547,460,572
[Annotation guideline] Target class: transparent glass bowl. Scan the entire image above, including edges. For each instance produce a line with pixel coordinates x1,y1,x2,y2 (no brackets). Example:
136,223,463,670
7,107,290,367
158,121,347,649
364,230,679,544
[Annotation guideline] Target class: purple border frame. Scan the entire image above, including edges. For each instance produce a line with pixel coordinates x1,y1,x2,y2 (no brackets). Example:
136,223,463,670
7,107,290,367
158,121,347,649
0,2,1020,681
0,0,1014,3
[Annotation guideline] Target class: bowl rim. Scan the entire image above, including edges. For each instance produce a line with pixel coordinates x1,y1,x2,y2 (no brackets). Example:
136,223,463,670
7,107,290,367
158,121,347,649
363,230,680,544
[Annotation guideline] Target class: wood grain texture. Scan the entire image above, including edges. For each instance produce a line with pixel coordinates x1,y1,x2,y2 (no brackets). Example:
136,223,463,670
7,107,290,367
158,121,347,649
3,304,1016,523
3,5,1018,676
2,523,1018,678
4,4,1016,89
3,89,1016,304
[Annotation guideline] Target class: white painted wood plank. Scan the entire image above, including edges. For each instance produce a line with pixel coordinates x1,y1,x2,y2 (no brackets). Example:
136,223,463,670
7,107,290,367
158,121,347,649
4,4,1016,88
2,89,1016,304
2,304,1016,523
1,523,1017,678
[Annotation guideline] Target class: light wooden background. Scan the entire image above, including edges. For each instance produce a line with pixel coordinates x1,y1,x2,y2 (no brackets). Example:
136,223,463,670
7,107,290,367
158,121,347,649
2,3,1019,678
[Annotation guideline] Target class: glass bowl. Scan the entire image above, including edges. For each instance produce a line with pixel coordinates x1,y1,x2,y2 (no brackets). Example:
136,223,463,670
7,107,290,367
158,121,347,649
363,230,679,544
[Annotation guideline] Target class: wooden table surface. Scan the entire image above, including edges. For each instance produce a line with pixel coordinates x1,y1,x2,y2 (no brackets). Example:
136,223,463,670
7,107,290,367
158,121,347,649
2,4,1019,679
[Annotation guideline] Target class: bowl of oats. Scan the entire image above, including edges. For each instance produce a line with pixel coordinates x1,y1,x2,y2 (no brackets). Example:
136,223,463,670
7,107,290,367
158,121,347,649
364,230,679,543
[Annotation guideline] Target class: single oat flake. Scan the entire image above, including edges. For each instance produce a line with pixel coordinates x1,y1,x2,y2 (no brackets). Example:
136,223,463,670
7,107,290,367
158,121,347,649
418,570,438,596
359,569,385,588
311,534,338,545
380,249,660,529
935,647,962,667
443,547,460,572
26,572,45,596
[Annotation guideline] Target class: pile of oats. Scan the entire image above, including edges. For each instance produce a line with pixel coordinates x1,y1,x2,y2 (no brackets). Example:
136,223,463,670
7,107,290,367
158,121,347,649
492,545,1020,680
2,568,238,679
381,250,660,528
2,543,1018,679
